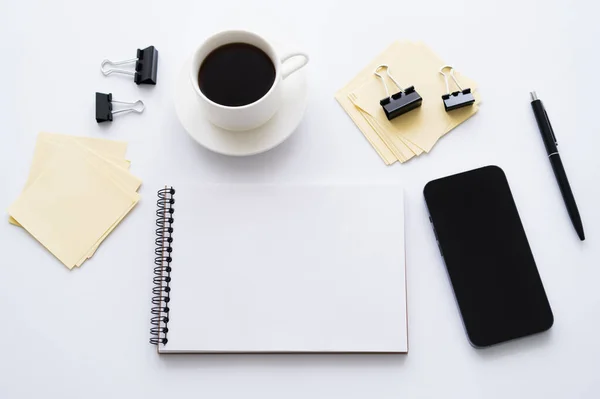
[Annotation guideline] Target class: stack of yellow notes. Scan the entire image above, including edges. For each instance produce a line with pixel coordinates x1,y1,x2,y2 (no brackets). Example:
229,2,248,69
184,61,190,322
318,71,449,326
8,132,141,269
336,41,481,165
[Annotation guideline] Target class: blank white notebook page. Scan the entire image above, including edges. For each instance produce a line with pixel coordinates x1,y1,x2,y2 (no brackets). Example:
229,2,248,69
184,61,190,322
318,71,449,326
160,184,407,353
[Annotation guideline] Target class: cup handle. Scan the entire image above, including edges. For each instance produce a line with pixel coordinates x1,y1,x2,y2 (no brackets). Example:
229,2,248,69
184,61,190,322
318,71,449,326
280,52,309,80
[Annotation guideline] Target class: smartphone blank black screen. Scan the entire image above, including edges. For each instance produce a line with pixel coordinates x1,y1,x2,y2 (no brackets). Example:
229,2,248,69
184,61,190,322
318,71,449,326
424,166,553,347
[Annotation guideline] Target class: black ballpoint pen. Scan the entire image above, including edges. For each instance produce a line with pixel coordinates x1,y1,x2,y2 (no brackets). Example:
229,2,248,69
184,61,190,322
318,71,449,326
530,91,585,240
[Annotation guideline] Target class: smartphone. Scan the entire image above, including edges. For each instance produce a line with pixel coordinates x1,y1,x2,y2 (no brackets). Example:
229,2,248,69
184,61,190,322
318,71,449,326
424,165,553,348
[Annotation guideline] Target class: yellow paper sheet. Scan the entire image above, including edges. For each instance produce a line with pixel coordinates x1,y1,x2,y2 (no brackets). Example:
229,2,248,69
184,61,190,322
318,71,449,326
335,41,421,164
38,132,128,159
358,92,480,156
40,135,130,170
366,86,481,147
24,135,131,189
73,142,141,192
61,145,139,261
76,199,139,266
351,42,479,153
365,113,411,162
334,44,420,165
72,142,140,260
443,90,481,131
335,91,396,164
28,140,140,260
351,92,424,157
8,148,139,269
10,135,135,226
349,92,414,162
34,140,140,192
336,41,481,163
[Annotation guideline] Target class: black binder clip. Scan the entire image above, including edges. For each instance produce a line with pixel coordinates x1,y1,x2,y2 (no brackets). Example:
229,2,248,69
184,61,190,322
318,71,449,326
95,92,145,123
439,65,475,112
100,46,158,85
375,65,422,120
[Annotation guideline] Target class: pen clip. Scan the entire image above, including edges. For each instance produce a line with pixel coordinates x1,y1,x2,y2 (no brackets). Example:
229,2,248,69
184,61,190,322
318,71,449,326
543,109,558,146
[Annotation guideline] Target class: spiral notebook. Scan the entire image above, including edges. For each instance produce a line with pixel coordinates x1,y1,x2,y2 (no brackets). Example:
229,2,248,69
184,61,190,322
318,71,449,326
151,184,407,353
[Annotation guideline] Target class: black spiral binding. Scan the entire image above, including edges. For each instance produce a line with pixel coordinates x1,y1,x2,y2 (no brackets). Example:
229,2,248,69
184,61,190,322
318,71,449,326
150,186,175,346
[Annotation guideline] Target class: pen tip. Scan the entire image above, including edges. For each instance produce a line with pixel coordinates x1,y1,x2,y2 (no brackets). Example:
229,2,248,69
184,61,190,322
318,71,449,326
576,225,585,241
530,91,538,101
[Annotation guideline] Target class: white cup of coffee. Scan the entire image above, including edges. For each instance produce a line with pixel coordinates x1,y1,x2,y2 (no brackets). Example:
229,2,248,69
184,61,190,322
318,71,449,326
190,30,309,131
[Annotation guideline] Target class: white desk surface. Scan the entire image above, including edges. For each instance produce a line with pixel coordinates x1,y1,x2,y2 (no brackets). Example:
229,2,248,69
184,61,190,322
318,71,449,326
1,0,599,398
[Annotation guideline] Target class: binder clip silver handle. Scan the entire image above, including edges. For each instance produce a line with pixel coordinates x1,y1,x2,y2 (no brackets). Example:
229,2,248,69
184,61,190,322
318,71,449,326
95,92,145,123
439,65,464,95
374,64,405,98
101,58,138,77
111,99,145,115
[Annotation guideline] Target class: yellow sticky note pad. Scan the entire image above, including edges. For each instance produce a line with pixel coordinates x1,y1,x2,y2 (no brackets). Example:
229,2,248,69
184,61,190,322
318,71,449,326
73,142,141,193
77,199,139,266
351,43,451,152
334,44,414,165
9,149,139,269
38,132,128,159
336,41,481,163
335,85,397,165
349,92,415,162
27,139,140,193
10,134,138,227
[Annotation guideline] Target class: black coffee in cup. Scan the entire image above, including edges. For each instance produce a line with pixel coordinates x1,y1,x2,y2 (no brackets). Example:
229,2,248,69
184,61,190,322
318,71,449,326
198,43,276,107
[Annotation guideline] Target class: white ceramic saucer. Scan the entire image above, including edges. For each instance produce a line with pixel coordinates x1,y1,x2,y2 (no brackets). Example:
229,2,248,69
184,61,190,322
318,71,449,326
174,56,308,156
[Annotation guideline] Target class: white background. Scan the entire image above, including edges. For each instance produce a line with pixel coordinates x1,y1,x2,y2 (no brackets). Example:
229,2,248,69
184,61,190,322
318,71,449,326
0,0,598,398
